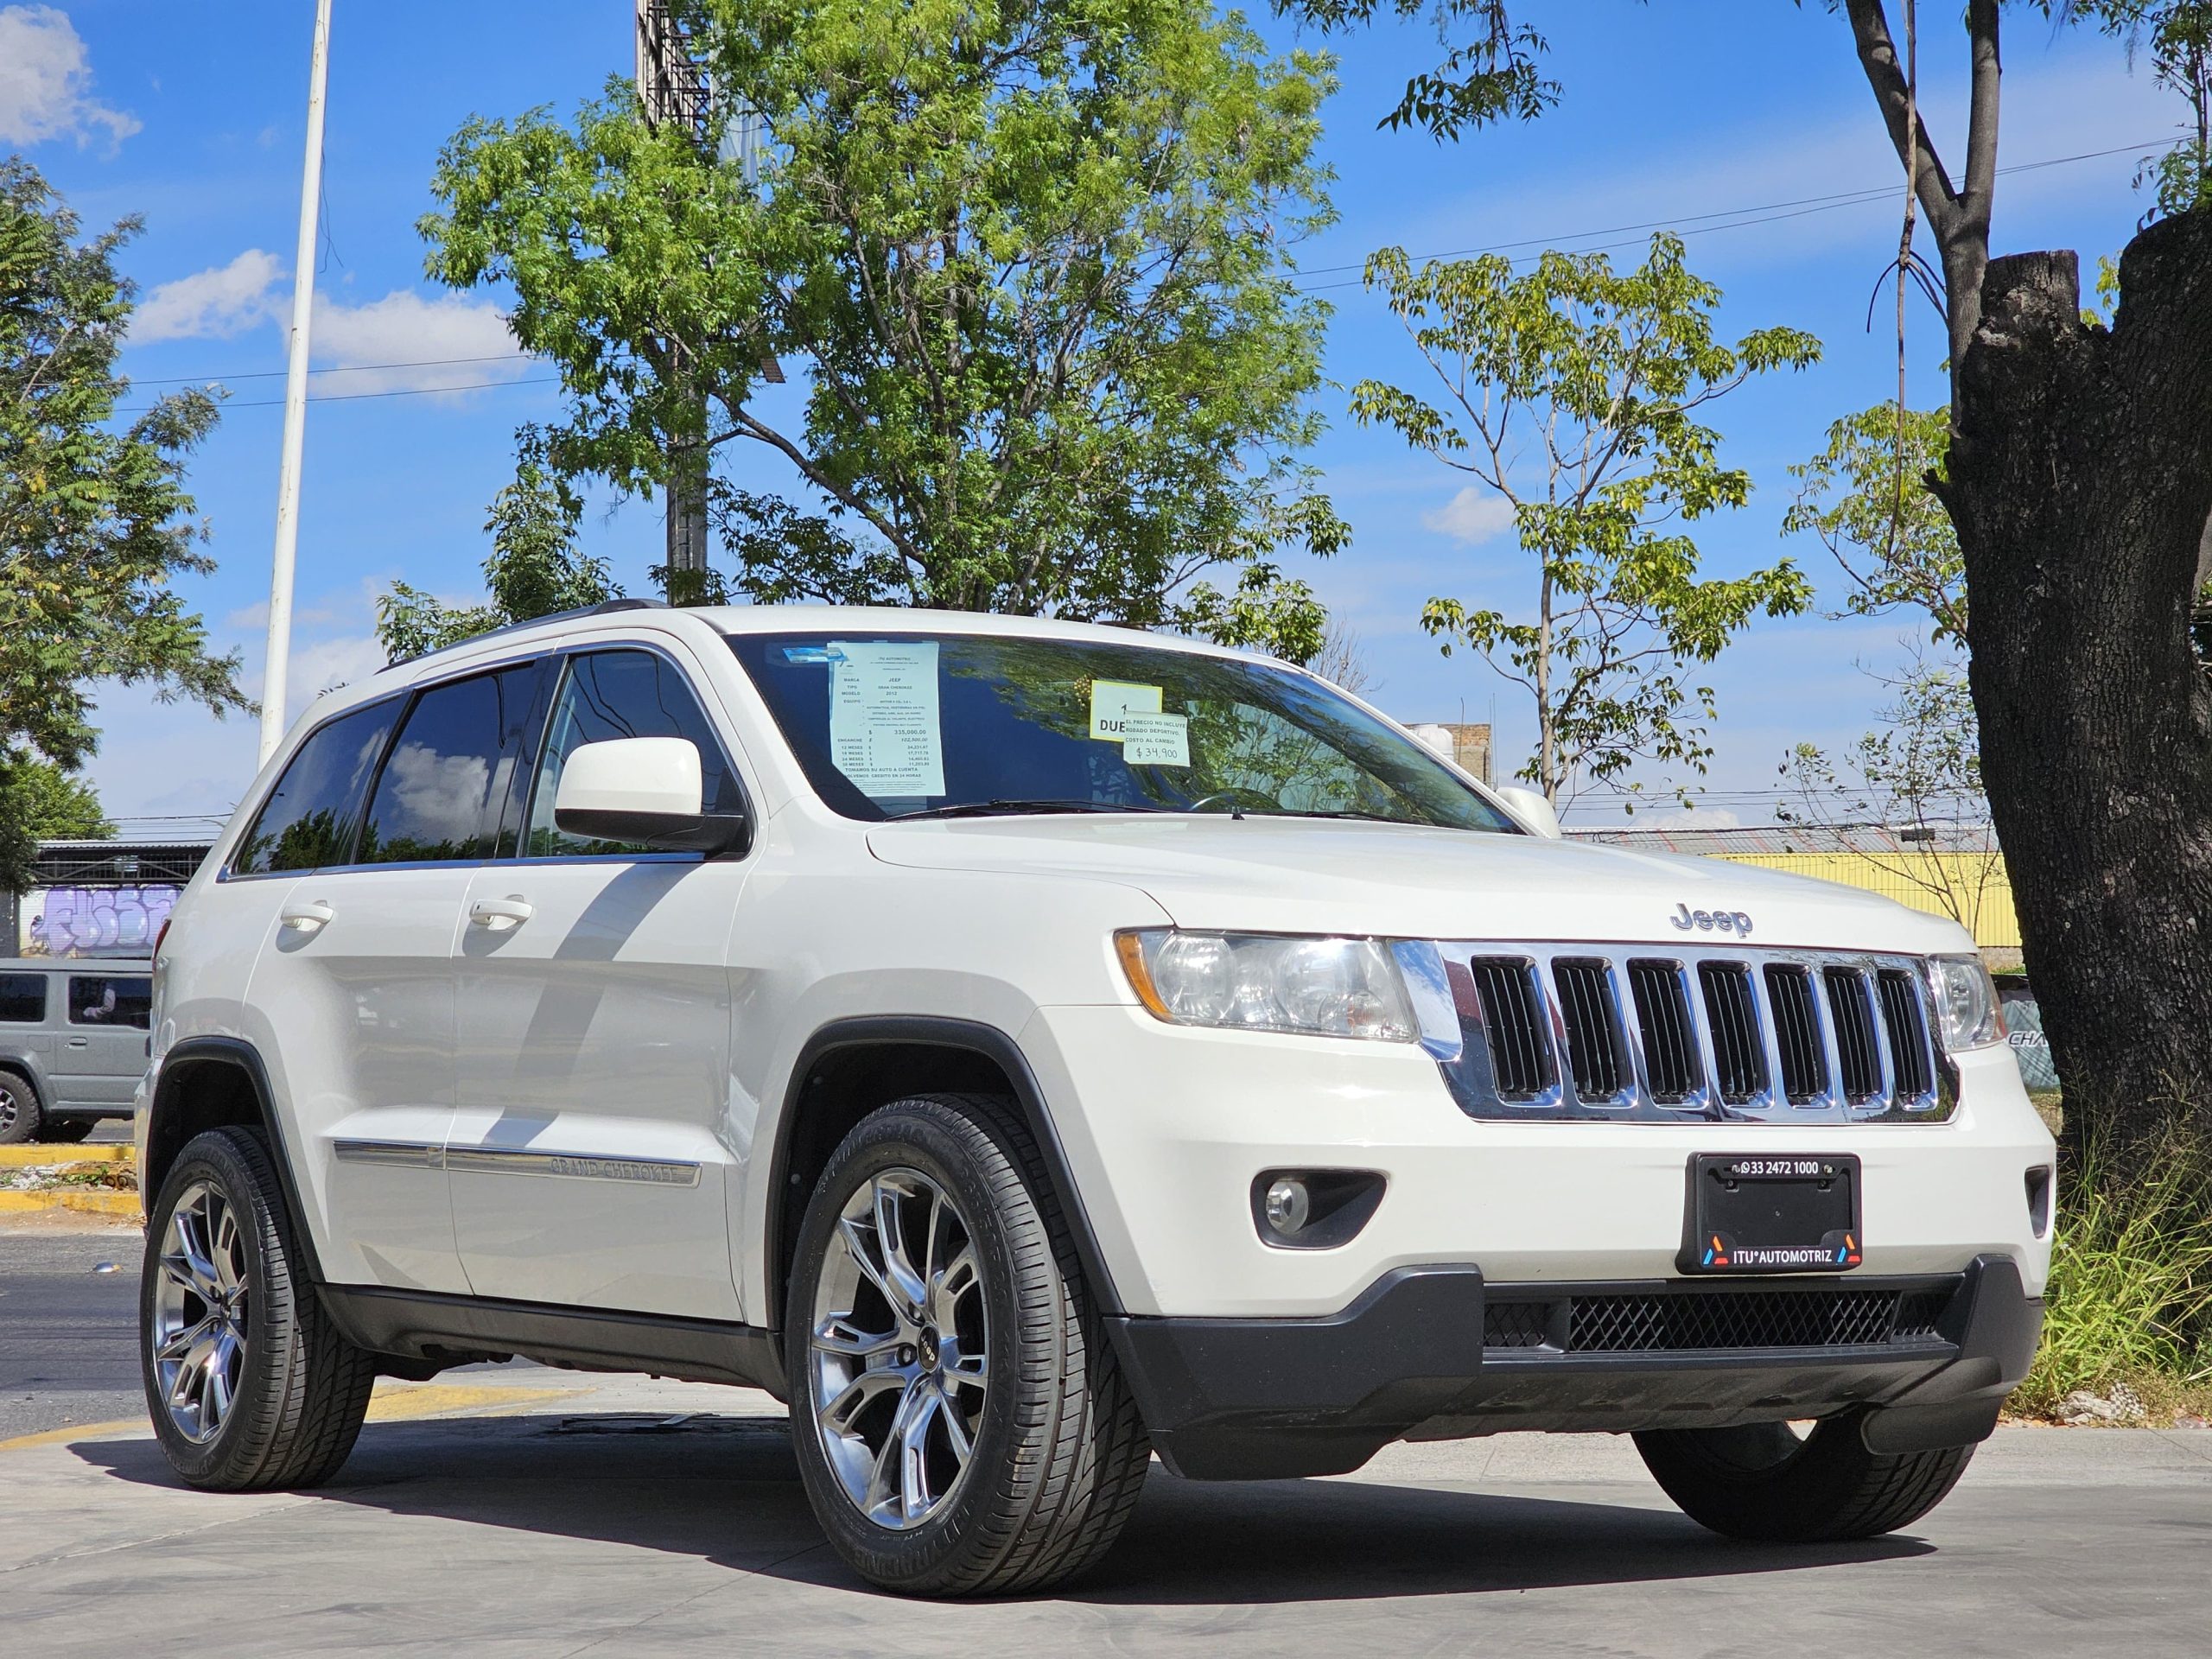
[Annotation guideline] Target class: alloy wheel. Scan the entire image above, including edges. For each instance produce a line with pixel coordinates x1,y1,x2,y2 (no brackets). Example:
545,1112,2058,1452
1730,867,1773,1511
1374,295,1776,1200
807,1166,989,1530
150,1179,251,1444
0,1081,20,1136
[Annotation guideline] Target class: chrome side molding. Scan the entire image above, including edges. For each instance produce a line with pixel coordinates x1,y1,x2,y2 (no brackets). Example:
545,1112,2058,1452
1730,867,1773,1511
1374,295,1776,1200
333,1139,702,1187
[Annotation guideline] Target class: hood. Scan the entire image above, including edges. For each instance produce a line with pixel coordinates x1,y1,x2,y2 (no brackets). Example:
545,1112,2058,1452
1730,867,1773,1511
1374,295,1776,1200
865,815,1970,953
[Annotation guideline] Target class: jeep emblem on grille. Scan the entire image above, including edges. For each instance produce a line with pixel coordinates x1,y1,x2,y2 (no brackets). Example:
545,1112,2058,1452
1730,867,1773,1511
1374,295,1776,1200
1670,902,1753,936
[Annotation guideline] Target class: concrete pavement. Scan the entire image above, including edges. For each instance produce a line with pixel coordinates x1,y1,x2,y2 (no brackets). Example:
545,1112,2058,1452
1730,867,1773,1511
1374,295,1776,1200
3,1228,2209,1656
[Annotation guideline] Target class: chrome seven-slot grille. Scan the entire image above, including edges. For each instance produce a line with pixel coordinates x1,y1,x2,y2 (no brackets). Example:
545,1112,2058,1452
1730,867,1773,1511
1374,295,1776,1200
1431,943,1954,1124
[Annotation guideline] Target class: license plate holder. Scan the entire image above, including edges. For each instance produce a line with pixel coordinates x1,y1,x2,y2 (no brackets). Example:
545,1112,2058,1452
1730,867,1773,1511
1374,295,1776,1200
1678,1154,1862,1274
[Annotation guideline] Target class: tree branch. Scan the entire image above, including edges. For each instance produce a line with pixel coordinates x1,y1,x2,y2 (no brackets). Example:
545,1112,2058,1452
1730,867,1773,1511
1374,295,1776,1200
1842,0,1964,239
728,406,920,567
1960,0,2000,241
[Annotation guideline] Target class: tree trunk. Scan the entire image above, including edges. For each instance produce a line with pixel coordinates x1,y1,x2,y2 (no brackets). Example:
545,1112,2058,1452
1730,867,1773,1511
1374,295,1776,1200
1934,207,2212,1160
663,434,711,606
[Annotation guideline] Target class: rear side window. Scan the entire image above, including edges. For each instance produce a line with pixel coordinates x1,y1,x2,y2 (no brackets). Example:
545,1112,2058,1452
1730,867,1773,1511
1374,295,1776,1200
523,650,743,858
358,664,540,865
68,975,151,1030
0,973,47,1023
232,700,404,874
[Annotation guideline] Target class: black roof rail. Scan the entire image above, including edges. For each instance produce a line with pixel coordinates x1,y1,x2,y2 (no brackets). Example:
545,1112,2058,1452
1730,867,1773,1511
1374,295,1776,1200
378,597,669,671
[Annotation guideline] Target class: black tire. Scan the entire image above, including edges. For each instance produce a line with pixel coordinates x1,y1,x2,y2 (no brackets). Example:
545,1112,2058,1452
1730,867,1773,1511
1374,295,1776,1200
140,1126,377,1491
38,1116,97,1144
784,1092,1150,1597
0,1068,43,1145
1635,1413,1974,1542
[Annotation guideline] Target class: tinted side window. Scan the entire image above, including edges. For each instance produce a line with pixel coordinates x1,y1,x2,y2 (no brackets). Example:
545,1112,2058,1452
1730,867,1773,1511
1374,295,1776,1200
0,974,47,1023
68,975,151,1030
359,664,540,866
232,701,403,874
524,651,742,857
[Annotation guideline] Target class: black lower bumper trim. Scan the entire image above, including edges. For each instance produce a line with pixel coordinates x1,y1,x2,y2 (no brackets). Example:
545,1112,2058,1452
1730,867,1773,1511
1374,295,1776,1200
1109,1255,2040,1479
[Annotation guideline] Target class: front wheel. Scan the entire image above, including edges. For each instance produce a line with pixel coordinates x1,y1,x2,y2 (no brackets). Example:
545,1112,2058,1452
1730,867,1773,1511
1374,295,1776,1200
785,1093,1150,1596
1634,1414,1974,1542
0,1069,42,1144
140,1127,377,1490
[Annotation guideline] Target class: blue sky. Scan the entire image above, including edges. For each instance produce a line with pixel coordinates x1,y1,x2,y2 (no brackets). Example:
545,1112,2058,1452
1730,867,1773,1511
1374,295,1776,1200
6,2,2184,829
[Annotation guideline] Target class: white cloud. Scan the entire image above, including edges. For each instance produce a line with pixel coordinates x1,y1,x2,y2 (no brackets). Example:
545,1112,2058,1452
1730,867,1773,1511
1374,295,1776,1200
1421,486,1516,546
129,253,528,397
308,289,526,396
0,5,139,151
134,249,285,343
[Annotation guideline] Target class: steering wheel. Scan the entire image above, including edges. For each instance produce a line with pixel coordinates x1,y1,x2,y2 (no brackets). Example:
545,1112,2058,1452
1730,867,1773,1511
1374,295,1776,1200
1185,787,1279,816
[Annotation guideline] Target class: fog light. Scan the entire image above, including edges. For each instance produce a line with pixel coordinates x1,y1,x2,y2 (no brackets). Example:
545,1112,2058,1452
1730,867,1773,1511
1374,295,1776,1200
1250,1169,1387,1249
1264,1178,1311,1235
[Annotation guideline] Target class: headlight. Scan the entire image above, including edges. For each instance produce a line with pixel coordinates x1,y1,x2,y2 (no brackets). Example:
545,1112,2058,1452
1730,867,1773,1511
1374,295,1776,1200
1116,929,1420,1042
1927,953,2004,1051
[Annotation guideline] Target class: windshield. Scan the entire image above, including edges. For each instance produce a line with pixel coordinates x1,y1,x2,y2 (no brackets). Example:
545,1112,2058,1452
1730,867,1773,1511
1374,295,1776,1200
725,630,1518,833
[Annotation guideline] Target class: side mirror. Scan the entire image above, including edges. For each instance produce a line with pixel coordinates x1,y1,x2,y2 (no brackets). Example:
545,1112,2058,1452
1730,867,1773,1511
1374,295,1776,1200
1494,784,1562,839
553,737,747,855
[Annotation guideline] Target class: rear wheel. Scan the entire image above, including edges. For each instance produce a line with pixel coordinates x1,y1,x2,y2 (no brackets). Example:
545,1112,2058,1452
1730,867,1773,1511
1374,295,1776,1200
0,1069,42,1145
785,1092,1150,1596
140,1127,377,1490
1634,1413,1974,1542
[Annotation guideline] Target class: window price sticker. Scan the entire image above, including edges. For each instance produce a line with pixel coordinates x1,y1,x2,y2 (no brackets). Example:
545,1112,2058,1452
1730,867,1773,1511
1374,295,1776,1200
1121,711,1190,767
829,640,946,797
1089,679,1162,741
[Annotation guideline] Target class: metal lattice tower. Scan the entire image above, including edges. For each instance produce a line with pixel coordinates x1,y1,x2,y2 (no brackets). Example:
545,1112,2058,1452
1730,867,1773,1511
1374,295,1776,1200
633,1,711,141
632,3,778,601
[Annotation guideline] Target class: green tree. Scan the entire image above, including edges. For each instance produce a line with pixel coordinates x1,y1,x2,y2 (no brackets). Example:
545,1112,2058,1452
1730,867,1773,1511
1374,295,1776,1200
374,436,620,663
420,0,1345,657
0,756,112,899
1780,404,1991,925
0,160,246,893
2,758,112,839
1351,233,1818,806
1784,404,1963,642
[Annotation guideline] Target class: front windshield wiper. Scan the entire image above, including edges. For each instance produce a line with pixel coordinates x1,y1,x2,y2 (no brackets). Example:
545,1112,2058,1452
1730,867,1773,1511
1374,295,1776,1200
1259,808,1424,826
887,798,1169,823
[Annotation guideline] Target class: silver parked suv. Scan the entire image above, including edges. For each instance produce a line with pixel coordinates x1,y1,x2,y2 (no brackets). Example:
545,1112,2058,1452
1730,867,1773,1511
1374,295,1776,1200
0,958,153,1143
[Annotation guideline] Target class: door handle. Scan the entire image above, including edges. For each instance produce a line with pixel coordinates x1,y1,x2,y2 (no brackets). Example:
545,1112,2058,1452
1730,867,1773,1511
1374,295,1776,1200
67,1037,88,1048
468,896,534,933
280,900,335,934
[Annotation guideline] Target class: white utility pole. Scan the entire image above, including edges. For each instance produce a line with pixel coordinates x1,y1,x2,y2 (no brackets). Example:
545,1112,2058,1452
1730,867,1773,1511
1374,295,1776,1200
257,0,335,766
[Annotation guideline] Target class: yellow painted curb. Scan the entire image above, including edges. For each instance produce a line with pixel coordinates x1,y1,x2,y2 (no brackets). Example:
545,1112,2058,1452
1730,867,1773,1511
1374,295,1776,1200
365,1382,580,1421
0,1418,147,1453
0,1388,582,1454
0,1144,134,1167
0,1190,141,1218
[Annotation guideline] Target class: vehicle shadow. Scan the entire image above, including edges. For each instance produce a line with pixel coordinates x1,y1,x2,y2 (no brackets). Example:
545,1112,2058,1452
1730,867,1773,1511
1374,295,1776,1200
78,1412,1931,1605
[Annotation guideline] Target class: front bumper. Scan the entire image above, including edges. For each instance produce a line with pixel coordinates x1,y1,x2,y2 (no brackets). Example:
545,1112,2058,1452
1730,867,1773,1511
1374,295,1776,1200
1113,1254,2043,1479
1020,1005,2055,1318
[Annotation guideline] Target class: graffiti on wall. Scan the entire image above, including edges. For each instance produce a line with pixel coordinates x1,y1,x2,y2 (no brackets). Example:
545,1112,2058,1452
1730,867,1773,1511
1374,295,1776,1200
20,885,179,958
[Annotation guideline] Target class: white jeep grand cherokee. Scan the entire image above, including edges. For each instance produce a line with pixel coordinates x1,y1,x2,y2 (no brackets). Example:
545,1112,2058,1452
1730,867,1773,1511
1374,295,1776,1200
136,602,2052,1595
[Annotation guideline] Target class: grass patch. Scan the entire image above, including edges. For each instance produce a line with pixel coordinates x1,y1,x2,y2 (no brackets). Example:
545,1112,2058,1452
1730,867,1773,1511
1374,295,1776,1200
2012,1138,2212,1425
0,1159,139,1194
51,1160,137,1192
